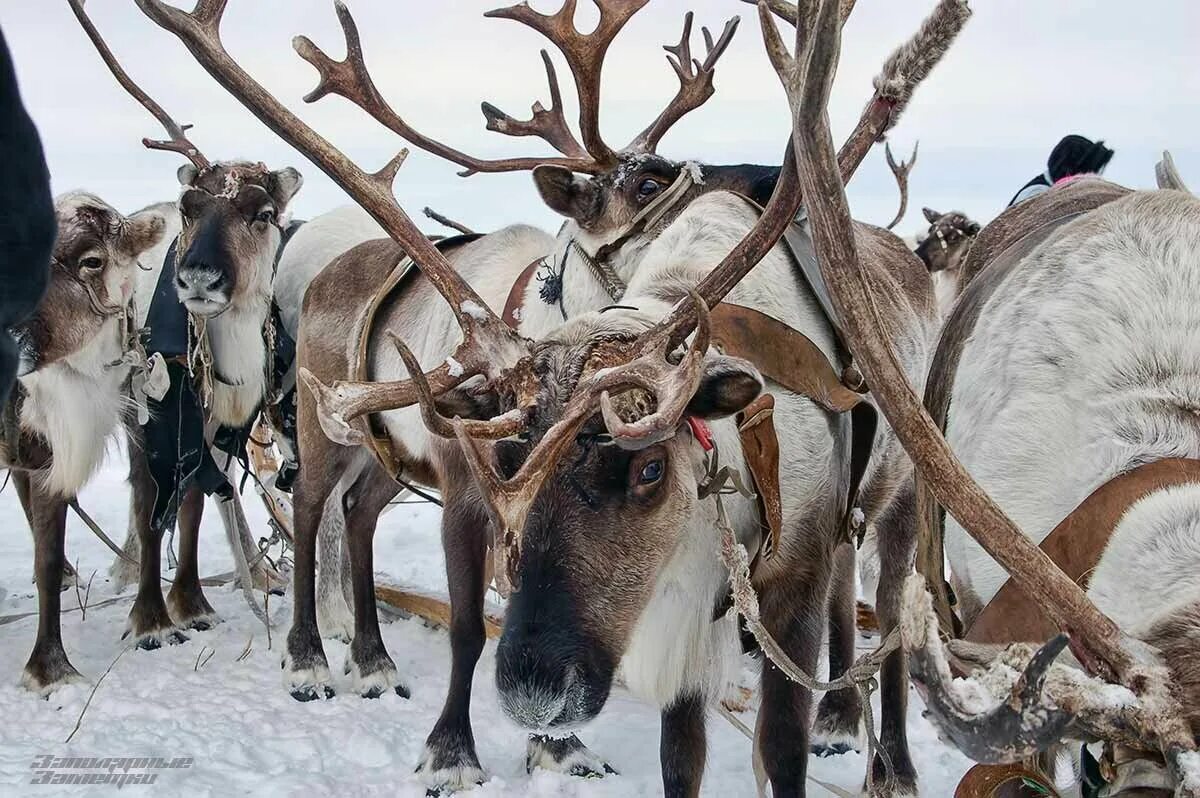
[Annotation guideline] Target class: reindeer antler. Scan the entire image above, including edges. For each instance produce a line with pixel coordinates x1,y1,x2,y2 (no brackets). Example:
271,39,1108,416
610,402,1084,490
293,1,600,177
134,0,541,437
625,13,741,153
481,50,589,160
486,0,650,167
68,0,210,170
760,0,1154,688
884,140,918,230
1157,150,1191,193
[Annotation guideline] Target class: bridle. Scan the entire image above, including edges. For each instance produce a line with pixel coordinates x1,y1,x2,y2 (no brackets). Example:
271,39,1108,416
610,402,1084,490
537,164,703,316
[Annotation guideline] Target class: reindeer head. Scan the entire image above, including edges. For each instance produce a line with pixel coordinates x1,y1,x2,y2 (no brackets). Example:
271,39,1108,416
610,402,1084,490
914,207,979,274
69,0,302,320
464,310,763,727
12,192,165,374
173,161,302,317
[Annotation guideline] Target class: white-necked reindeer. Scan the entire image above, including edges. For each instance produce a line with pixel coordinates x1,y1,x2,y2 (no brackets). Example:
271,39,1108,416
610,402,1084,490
3,192,167,692
267,0,875,786
133,5,970,798
70,1,301,647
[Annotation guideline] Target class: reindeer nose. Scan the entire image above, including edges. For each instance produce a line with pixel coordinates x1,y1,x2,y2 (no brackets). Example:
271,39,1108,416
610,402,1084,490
175,265,228,297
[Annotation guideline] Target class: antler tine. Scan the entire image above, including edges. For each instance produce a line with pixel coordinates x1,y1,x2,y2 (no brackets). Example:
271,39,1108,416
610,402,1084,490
743,0,855,28
135,0,541,434
884,140,918,230
68,0,210,171
294,1,599,176
486,0,651,165
626,14,741,154
1157,150,1191,193
600,292,714,449
391,333,529,441
481,50,589,159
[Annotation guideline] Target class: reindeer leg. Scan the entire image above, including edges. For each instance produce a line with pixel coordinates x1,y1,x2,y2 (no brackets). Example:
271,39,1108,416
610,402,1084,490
315,486,355,643
18,474,77,592
658,691,707,798
342,464,404,698
166,485,220,630
756,558,832,797
417,487,489,794
18,473,85,695
283,436,346,701
124,444,187,649
813,542,865,756
869,482,919,796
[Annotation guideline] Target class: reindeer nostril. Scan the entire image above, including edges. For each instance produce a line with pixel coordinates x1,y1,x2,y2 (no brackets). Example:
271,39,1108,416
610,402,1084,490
206,277,223,292
175,275,188,290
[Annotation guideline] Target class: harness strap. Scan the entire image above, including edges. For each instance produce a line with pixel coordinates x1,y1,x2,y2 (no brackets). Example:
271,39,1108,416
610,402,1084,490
737,394,782,563
355,234,485,483
965,457,1200,645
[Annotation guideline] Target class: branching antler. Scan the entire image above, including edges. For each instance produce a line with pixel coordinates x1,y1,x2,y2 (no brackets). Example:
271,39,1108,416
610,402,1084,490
450,293,715,593
68,0,210,170
626,13,741,153
480,50,588,160
760,0,1141,682
486,0,650,166
885,141,918,230
134,0,540,438
901,577,1199,793
423,207,476,236
293,1,598,176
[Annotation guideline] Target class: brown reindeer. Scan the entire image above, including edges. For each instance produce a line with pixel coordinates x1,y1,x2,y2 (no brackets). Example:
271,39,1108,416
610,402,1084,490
69,0,301,648
913,207,980,314
2,192,167,693
132,5,970,798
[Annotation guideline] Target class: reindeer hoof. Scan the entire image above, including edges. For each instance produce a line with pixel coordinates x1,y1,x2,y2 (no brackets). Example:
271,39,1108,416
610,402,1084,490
810,725,865,758
183,613,223,632
415,743,486,795
125,626,189,651
526,734,616,778
283,648,335,702
344,648,410,700
290,684,336,702
21,656,87,697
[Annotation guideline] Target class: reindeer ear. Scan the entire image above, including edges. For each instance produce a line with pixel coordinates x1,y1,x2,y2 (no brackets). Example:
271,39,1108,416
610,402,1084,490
533,165,598,223
268,167,303,210
686,355,763,419
922,207,940,223
177,164,200,187
119,210,168,256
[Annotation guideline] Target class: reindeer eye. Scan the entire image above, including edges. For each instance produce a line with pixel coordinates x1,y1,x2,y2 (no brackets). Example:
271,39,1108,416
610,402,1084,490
79,256,104,272
637,179,662,198
638,459,664,484
255,208,276,225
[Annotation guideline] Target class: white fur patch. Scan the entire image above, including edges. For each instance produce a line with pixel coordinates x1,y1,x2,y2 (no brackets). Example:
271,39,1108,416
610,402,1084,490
944,191,1200,613
18,317,130,497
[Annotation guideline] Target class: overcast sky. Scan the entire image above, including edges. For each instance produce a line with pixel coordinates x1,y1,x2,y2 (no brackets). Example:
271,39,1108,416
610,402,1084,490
1,1,1196,237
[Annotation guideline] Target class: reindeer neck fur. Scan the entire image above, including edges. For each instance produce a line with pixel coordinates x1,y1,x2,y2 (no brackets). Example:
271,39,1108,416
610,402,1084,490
944,191,1200,611
605,191,848,708
17,314,130,497
205,264,274,428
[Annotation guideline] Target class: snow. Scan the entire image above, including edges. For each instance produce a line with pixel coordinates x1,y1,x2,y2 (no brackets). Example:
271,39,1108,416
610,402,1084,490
0,448,973,796
445,356,464,378
460,300,488,321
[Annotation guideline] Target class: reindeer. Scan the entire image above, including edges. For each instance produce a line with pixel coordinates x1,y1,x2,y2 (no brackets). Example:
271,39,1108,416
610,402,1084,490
2,192,167,693
274,0,882,777
69,1,301,647
131,1,971,795
890,160,1200,794
913,207,980,314
0,24,54,410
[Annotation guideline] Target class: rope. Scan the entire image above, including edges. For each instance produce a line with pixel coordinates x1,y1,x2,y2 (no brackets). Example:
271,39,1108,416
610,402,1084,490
703,456,899,796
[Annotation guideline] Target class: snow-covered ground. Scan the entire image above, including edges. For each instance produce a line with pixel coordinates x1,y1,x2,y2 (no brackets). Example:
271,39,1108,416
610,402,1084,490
0,447,972,796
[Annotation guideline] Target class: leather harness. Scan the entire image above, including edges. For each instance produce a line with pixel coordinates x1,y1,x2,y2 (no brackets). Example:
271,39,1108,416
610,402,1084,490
353,199,872,569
